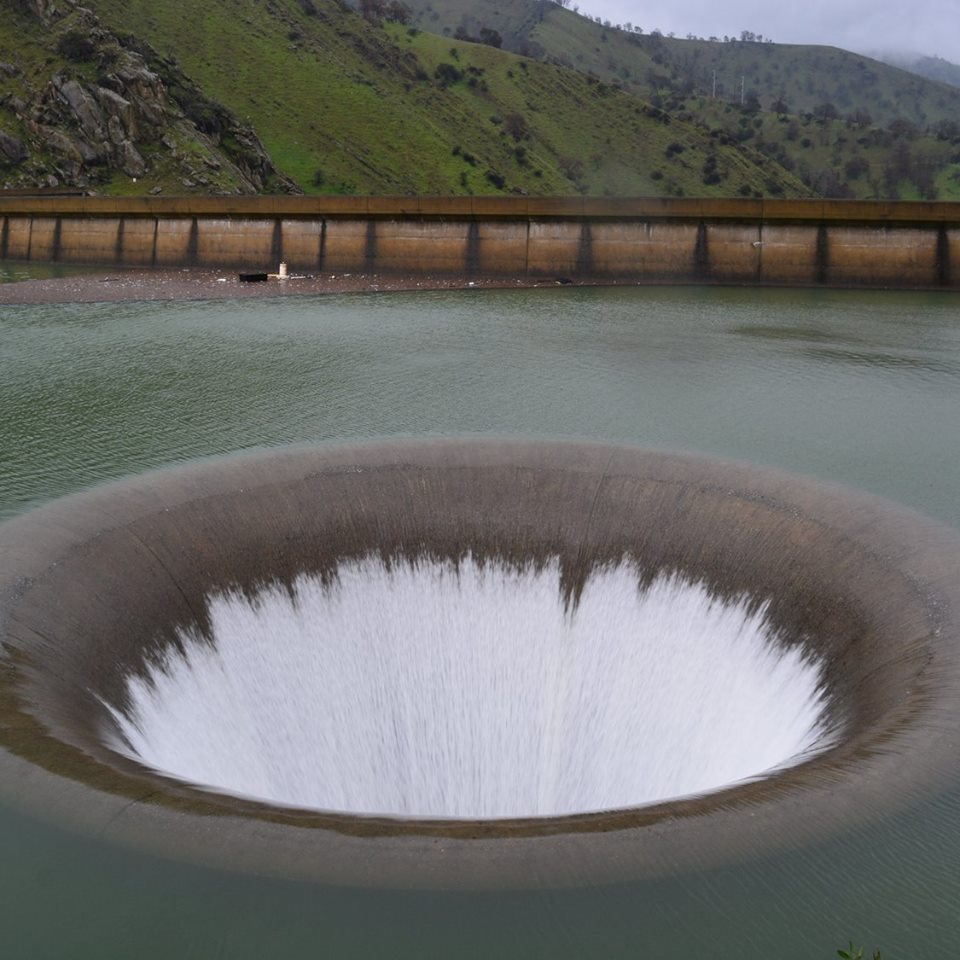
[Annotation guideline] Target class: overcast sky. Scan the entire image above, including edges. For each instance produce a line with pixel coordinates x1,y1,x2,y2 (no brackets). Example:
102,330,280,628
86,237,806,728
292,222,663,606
578,0,960,63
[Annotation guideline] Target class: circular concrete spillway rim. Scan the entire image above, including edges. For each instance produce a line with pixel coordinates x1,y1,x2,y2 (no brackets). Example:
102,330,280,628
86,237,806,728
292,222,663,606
1,439,959,890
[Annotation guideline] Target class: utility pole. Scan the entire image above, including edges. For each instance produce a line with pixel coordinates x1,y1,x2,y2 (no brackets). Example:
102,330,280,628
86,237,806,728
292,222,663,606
740,75,745,106
712,69,716,98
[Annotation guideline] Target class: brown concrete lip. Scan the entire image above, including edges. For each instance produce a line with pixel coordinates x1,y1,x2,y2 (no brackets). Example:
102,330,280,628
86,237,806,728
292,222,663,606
1,439,960,890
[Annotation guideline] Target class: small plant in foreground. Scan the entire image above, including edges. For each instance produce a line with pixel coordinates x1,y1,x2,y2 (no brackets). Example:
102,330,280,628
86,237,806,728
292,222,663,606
837,942,881,960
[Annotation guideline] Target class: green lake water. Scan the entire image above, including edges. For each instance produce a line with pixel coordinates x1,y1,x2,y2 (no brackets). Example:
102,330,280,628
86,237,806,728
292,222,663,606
1,284,959,958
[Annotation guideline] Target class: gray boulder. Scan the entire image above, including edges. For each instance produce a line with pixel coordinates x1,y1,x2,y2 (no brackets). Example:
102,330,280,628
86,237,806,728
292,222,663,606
57,79,106,141
120,139,146,177
0,130,29,164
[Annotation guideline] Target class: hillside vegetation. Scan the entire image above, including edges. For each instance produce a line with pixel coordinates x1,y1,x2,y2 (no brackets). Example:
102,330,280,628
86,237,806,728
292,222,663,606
0,0,298,193
410,0,960,125
0,0,809,196
880,54,960,91
406,0,960,199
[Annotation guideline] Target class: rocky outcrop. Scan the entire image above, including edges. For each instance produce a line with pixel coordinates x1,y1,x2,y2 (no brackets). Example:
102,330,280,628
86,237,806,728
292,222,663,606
0,0,300,193
0,130,29,164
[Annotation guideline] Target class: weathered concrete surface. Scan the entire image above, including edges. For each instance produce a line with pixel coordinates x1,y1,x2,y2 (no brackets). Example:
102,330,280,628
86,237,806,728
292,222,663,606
591,221,697,279
194,216,277,268
322,218,369,272
1,440,960,890
280,218,323,272
1,197,959,286
2,216,33,259
475,220,527,275
56,216,122,263
755,224,820,284
374,220,471,274
119,217,159,266
825,226,939,286
153,217,194,265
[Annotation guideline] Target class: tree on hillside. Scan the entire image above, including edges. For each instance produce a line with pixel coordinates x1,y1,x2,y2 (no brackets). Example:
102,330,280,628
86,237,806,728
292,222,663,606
504,112,528,141
385,1,411,24
359,0,384,22
813,102,839,123
847,108,873,130
479,27,502,48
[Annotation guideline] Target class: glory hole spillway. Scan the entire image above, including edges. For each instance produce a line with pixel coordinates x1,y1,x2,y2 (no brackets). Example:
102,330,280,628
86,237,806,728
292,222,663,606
2,286,960,956
0,436,958,889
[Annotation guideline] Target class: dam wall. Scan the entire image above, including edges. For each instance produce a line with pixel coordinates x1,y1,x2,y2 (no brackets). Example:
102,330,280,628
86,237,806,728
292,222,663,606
1,196,958,289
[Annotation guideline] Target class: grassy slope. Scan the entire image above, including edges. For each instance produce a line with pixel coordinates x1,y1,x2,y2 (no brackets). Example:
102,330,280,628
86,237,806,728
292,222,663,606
405,0,960,199
0,1,295,194
881,55,960,92
81,0,806,196
413,0,960,126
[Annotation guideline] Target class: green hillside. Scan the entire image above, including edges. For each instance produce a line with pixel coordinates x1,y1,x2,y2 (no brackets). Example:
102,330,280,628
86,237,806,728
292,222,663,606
0,0,297,193
404,0,960,199
409,0,960,126
881,54,960,92
2,0,808,197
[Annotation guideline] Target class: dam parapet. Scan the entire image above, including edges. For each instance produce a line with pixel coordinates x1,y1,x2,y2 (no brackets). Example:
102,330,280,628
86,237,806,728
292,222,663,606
1,196,958,289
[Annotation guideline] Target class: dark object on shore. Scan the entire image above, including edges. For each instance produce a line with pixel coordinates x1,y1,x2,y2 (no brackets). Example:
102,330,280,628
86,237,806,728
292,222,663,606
555,277,574,284
239,273,268,282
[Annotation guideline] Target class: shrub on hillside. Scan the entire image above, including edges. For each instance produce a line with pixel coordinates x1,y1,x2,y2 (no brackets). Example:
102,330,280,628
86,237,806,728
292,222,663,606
57,30,97,62
434,62,462,86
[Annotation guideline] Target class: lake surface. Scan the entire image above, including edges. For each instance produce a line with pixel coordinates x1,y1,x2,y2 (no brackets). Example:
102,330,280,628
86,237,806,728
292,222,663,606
2,285,959,958
0,260,98,284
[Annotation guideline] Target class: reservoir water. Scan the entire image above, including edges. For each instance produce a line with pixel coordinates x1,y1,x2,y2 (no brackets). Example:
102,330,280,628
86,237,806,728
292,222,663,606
2,284,960,958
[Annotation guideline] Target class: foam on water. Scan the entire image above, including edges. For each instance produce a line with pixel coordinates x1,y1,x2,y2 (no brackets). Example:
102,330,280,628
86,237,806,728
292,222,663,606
104,558,832,819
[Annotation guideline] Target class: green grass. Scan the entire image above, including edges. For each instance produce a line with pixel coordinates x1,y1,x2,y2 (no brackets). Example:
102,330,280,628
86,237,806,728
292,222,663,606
404,0,960,199
411,0,960,126
0,3,288,195
78,0,806,196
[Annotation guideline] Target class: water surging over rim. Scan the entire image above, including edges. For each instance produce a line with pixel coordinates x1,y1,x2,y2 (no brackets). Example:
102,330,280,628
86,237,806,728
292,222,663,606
104,556,833,820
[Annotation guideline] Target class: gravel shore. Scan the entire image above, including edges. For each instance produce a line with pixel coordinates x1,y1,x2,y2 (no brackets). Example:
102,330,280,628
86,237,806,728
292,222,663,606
0,267,599,305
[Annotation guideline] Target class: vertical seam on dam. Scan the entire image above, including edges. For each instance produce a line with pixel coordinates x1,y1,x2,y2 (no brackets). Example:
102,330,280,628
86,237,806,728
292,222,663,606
577,221,593,277
318,219,326,272
693,221,709,280
115,218,125,265
0,216,8,260
756,223,764,282
150,217,158,267
271,219,282,268
186,217,199,267
466,221,480,276
51,216,62,263
815,224,829,285
936,224,950,288
364,221,377,273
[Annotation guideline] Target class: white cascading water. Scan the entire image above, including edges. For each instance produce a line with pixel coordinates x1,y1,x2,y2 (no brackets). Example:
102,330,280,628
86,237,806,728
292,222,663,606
104,558,833,819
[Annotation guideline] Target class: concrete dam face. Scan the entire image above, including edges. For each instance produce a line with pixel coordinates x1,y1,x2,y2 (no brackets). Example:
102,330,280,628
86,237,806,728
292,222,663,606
1,440,959,889
2,197,959,289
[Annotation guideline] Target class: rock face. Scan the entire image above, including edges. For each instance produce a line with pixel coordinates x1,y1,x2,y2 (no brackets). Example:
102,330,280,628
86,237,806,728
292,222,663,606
0,0,299,193
0,130,29,164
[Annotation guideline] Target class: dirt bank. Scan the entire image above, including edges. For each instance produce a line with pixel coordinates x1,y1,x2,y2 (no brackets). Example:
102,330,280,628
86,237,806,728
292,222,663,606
0,267,596,305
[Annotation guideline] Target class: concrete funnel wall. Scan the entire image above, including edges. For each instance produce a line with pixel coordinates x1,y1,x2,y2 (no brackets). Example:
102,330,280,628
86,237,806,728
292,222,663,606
2,441,959,889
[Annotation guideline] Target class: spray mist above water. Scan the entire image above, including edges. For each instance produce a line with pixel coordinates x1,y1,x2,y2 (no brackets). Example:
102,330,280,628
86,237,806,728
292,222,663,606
105,557,832,819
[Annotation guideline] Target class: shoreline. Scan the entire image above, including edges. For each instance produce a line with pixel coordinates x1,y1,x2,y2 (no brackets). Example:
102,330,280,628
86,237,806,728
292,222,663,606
0,267,599,305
